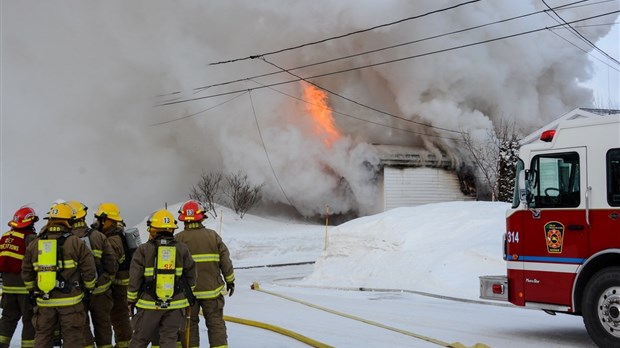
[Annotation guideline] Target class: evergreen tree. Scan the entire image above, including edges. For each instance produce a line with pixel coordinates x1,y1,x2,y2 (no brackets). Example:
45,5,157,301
497,137,520,202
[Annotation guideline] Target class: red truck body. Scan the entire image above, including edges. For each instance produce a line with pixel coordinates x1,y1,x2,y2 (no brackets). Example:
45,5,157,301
480,112,620,347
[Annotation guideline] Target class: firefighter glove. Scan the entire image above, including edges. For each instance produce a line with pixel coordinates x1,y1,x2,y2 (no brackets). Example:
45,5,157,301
28,291,37,306
128,302,135,316
227,282,235,297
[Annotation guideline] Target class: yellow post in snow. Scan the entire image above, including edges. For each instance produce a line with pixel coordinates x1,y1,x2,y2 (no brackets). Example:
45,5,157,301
324,205,329,251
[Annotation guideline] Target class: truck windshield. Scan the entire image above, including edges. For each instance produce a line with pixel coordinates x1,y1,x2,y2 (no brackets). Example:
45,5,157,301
530,152,580,208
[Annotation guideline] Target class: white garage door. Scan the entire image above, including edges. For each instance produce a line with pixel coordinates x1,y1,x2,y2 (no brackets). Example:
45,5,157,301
383,166,471,211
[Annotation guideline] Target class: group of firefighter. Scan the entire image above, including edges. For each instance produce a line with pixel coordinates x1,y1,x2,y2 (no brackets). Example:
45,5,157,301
0,199,235,348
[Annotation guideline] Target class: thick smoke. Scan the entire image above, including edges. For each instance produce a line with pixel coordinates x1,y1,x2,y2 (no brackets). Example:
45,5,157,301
2,0,617,224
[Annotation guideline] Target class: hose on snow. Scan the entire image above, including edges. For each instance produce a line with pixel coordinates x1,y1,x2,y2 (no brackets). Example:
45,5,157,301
250,281,489,348
224,315,334,348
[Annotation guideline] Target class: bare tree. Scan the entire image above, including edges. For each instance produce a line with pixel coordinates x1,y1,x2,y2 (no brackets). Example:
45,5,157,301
224,171,263,218
462,119,521,202
189,171,223,218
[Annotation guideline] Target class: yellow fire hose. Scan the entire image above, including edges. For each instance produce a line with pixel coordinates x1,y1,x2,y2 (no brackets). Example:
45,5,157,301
224,315,334,348
250,282,489,348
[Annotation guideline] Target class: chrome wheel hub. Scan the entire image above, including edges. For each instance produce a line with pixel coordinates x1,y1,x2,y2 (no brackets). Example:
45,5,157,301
597,286,620,338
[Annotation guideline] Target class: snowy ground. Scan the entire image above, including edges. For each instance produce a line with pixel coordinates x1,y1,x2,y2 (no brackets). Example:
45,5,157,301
4,201,596,347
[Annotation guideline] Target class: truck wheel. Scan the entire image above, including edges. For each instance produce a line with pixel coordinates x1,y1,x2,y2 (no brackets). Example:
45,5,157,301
583,267,620,347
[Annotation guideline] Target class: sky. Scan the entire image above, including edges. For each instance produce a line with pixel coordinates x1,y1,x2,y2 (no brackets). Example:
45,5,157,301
5,201,597,347
2,0,619,227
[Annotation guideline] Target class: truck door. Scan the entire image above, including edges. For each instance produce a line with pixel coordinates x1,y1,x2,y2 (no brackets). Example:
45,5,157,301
523,148,587,306
589,148,620,252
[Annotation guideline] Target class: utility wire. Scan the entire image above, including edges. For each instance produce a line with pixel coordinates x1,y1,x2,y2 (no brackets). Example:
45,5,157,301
548,24,620,73
260,57,462,136
248,91,305,219
249,79,462,141
194,0,592,93
158,10,619,108
542,0,620,66
208,0,481,66
570,21,619,28
151,91,247,126
558,0,619,10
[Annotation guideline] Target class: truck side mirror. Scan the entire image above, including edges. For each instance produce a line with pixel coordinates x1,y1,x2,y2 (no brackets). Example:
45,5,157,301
519,170,529,206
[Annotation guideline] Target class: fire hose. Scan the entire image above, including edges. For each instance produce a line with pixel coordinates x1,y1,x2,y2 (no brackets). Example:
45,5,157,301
224,315,334,348
250,282,489,348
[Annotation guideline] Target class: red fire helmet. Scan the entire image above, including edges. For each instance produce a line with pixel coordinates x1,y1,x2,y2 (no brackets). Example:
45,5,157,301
178,200,205,222
8,206,39,229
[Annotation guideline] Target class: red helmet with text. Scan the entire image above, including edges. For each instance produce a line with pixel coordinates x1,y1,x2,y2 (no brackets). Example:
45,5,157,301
8,206,39,229
178,200,205,222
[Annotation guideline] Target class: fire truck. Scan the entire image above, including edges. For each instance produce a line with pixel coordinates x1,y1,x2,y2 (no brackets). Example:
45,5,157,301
480,111,620,347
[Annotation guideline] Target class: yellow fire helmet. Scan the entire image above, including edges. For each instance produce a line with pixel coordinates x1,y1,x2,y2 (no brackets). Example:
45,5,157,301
66,200,88,219
95,202,123,222
147,209,178,230
45,202,74,220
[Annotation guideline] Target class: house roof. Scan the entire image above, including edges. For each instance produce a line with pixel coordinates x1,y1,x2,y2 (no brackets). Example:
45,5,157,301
520,108,620,145
372,144,455,169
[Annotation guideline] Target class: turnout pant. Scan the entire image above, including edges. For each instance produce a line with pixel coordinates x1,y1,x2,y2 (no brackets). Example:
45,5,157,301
84,290,114,348
32,302,86,348
0,293,35,348
183,296,227,348
129,308,184,348
110,284,132,347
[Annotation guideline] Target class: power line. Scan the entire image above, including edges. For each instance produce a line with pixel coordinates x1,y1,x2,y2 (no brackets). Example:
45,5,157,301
570,21,619,28
548,25,620,73
158,10,619,108
542,0,620,66
557,0,619,10
208,0,481,66
249,79,462,141
193,0,592,94
150,91,247,126
260,57,463,136
248,91,306,218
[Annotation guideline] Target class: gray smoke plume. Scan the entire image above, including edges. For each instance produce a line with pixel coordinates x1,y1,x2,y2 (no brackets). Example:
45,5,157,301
2,0,618,225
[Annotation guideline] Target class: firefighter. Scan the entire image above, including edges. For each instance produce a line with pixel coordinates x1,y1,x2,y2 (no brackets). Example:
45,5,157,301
175,200,235,348
67,200,118,348
0,206,39,348
127,209,196,348
92,202,133,348
21,202,97,348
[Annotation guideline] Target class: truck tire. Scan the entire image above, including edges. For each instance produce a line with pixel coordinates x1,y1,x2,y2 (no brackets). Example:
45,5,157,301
583,267,620,347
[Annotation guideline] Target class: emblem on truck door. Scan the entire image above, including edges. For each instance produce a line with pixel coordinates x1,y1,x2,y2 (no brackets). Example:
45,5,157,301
545,221,564,253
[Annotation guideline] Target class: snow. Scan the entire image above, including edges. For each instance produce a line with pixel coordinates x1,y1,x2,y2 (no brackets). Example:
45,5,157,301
297,201,507,300
6,201,596,347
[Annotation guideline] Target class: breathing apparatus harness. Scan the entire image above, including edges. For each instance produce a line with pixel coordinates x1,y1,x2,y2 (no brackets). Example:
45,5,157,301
140,234,195,308
35,227,80,300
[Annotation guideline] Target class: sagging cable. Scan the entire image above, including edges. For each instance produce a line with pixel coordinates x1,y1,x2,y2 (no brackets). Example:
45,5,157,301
250,282,489,348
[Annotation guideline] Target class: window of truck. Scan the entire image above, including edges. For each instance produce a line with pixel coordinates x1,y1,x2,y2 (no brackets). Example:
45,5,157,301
607,148,620,206
530,152,580,208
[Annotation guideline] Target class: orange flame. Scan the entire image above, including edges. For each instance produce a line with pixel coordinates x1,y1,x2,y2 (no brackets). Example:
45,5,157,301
303,83,341,147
